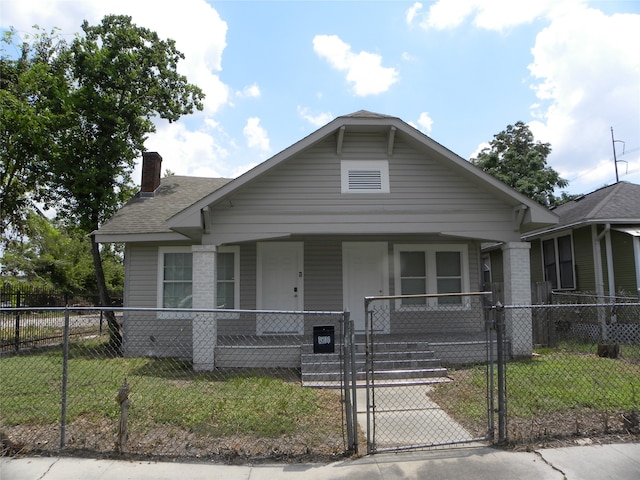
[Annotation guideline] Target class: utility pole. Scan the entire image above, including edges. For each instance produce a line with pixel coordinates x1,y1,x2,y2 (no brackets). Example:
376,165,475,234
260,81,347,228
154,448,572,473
610,127,626,183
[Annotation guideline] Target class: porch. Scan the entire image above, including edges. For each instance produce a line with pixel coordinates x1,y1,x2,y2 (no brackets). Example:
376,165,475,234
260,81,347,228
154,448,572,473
213,332,495,387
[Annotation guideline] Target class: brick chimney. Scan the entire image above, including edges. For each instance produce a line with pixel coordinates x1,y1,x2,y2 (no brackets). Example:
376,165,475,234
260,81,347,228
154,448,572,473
141,152,162,194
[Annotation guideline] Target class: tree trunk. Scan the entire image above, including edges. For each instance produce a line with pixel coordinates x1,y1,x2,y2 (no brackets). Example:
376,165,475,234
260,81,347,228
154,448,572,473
90,233,122,354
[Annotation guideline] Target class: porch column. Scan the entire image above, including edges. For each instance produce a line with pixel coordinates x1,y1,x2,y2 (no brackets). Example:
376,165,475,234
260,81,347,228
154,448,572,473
192,245,217,371
501,242,532,358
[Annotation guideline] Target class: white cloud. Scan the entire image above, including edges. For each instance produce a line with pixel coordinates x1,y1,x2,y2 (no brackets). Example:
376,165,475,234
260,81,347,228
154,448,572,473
527,6,640,192
141,122,229,179
1,0,231,115
297,107,334,127
243,117,270,152
417,0,586,32
469,142,491,161
417,112,434,134
313,34,399,96
406,2,423,26
237,83,261,99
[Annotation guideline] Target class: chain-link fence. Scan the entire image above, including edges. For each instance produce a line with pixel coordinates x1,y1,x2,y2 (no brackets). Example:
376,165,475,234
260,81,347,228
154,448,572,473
364,293,496,453
497,302,640,445
1,307,352,461
362,295,640,454
4,301,639,460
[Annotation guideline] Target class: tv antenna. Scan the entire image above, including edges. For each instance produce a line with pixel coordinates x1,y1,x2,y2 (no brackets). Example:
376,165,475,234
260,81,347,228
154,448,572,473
611,127,626,182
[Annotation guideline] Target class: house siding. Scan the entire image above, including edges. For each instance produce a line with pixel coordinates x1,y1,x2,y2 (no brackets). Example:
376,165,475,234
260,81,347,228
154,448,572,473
207,132,521,244
121,237,483,355
611,230,637,295
529,241,543,284
122,243,193,358
573,227,595,292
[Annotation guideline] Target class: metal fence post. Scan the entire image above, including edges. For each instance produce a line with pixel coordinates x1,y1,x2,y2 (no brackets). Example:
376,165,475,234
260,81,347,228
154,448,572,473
60,305,70,449
342,312,353,451
365,297,375,454
486,298,495,442
495,302,507,444
348,312,358,454
342,311,358,454
14,290,21,353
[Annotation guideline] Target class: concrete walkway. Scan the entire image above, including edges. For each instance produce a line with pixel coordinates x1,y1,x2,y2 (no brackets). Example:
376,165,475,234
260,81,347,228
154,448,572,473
356,384,477,451
2,443,639,479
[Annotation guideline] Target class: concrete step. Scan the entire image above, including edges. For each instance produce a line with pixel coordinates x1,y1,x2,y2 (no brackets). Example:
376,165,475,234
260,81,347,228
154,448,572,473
302,368,451,388
303,377,452,388
302,366,447,381
301,339,450,387
301,341,433,354
301,357,443,372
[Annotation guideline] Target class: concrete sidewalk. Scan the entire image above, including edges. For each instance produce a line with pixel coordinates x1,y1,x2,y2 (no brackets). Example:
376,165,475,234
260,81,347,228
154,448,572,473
2,443,639,480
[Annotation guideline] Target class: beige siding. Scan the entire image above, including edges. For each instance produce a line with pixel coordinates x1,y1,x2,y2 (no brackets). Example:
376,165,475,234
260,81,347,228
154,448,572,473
122,243,193,358
124,244,157,307
208,133,520,244
218,236,483,337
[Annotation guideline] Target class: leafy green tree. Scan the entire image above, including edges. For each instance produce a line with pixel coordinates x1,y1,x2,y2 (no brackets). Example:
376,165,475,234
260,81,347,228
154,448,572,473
471,122,569,207
0,28,69,243
3,16,204,350
1,213,124,294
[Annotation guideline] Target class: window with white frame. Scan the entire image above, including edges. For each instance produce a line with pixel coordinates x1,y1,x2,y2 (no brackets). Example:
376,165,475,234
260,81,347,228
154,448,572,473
394,244,469,307
157,246,240,312
159,247,193,309
341,160,390,193
216,246,239,309
542,235,575,289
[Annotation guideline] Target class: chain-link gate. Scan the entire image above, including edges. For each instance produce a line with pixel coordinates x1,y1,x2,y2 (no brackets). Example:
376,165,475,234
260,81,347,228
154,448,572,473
363,292,496,453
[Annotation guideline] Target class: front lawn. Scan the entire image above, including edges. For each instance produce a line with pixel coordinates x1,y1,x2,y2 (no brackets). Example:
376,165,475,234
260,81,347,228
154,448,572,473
0,339,347,460
430,343,640,444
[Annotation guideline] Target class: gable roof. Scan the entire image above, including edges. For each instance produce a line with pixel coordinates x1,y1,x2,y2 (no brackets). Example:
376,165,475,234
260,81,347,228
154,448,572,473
94,176,231,242
167,110,557,232
94,110,559,243
523,181,640,239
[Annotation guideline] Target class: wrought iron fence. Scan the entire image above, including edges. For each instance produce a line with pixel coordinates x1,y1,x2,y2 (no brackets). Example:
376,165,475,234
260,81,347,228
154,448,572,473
1,307,352,461
0,286,121,353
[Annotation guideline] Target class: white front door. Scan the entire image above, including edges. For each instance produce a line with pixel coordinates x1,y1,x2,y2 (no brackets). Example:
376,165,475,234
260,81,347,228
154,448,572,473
257,242,303,334
343,242,390,333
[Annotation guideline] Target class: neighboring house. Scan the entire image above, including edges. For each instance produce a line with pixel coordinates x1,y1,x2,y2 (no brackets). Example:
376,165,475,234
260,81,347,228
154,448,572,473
522,181,640,300
93,111,558,369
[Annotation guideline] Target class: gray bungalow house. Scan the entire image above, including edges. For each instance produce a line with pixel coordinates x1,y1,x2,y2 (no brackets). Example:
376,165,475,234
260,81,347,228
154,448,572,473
523,181,640,300
93,111,558,370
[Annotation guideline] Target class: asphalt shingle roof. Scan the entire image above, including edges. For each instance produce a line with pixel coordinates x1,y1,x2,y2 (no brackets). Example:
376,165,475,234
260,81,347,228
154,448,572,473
550,181,640,227
97,176,231,236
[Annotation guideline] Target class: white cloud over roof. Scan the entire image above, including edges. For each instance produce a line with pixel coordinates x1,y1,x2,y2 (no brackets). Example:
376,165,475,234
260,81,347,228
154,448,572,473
313,34,399,96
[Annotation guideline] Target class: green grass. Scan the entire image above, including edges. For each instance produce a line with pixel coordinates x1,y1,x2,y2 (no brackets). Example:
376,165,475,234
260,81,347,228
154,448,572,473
0,339,341,439
431,343,640,431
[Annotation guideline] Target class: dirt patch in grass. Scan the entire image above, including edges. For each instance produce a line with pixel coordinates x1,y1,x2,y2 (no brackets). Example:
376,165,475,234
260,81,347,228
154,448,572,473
505,410,640,451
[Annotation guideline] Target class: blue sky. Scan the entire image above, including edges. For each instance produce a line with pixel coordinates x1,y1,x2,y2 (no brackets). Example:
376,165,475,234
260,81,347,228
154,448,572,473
2,0,639,196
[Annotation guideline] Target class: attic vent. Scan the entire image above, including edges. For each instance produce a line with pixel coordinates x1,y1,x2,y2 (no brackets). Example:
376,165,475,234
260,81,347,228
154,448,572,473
341,160,390,193
349,170,382,190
